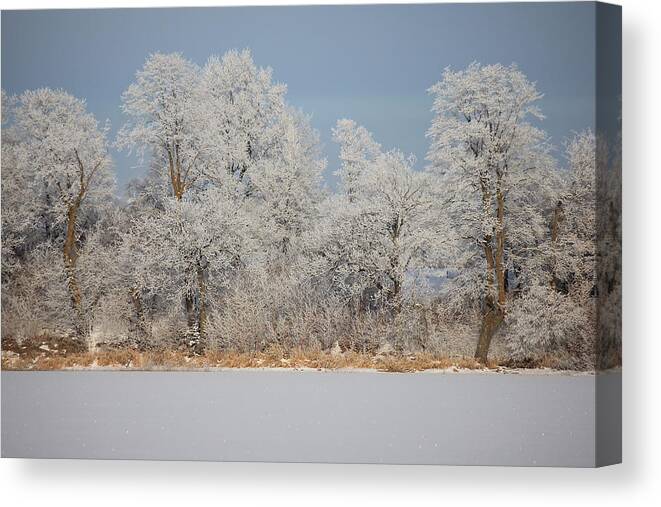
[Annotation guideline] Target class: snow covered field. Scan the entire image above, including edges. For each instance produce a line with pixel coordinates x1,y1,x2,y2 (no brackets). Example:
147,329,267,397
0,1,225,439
1,370,620,466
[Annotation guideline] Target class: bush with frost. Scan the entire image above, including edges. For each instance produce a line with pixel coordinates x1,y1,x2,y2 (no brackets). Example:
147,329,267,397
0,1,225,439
506,284,593,367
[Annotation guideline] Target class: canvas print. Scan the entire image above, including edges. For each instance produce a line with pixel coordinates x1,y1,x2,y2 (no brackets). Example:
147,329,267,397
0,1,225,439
1,2,621,466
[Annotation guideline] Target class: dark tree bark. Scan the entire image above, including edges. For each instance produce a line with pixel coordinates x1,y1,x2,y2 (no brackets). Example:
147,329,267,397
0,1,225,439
474,176,507,363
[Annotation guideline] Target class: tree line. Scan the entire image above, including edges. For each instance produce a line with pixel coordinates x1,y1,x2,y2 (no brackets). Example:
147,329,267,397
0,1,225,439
1,51,621,367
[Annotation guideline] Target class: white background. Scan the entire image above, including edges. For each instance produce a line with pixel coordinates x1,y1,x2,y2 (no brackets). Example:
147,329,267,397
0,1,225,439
0,0,658,505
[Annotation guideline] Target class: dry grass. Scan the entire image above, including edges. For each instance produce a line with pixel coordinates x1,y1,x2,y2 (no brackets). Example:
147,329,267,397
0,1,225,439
1,342,503,373
376,353,499,372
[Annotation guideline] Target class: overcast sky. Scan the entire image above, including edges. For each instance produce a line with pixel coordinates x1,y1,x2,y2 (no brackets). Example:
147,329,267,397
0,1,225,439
2,3,597,194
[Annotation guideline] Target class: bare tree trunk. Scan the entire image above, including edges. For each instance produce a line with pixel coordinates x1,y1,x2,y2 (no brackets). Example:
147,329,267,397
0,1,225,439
388,216,403,314
63,203,86,339
475,180,508,363
475,301,504,363
495,187,507,308
196,263,207,353
185,293,197,335
551,200,563,243
167,145,186,200
475,237,499,362
128,287,150,349
390,275,402,314
183,264,208,355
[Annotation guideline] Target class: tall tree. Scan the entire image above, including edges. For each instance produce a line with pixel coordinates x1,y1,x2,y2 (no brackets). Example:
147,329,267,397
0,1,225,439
118,52,201,200
7,88,114,335
427,63,548,362
118,53,205,334
195,49,287,186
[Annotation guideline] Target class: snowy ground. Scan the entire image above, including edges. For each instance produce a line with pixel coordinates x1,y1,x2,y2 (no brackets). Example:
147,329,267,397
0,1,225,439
1,369,620,466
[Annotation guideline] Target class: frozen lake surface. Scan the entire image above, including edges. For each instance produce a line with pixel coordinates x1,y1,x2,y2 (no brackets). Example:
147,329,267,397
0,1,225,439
1,370,617,466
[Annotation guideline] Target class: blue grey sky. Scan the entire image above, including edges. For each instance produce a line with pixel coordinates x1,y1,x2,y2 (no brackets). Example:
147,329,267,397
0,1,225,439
2,3,596,194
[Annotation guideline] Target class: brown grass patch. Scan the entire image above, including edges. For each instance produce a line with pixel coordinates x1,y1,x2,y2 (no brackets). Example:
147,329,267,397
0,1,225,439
2,343,504,373
2,334,508,372
372,353,498,373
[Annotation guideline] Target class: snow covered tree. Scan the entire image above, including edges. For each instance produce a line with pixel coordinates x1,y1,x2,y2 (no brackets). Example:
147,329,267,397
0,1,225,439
118,53,208,335
332,118,381,201
5,88,114,335
195,49,287,186
558,130,597,293
1,88,14,131
357,150,438,311
505,130,598,367
1,89,22,278
118,53,201,200
427,63,552,362
249,109,325,257
129,187,248,351
319,121,438,314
